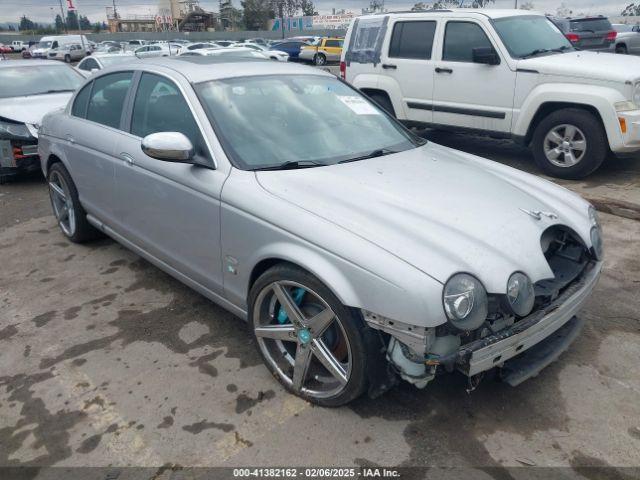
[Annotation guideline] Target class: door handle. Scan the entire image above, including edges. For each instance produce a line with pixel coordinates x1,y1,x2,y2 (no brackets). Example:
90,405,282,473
382,64,397,70
120,153,134,165
66,135,75,144
435,67,453,74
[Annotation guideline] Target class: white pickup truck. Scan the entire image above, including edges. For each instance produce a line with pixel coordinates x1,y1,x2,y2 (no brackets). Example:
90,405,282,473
341,9,640,179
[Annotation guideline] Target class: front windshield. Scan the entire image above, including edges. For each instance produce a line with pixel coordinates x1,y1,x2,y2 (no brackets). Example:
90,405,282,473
493,15,573,58
0,65,82,98
37,41,53,48
196,75,421,170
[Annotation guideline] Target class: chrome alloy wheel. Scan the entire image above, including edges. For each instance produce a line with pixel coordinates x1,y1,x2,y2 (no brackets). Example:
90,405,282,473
253,281,352,399
48,170,76,237
544,124,587,168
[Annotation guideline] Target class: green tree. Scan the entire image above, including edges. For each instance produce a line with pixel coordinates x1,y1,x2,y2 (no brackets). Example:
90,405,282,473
520,1,535,9
622,3,640,16
54,14,65,32
80,15,91,30
241,0,272,30
19,15,35,31
66,10,79,30
412,2,428,10
300,0,317,16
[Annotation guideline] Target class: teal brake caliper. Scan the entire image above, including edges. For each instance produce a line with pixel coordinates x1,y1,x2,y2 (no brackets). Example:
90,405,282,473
277,287,305,324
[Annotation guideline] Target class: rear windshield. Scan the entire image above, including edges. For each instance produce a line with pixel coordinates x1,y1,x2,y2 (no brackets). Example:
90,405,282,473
570,18,613,32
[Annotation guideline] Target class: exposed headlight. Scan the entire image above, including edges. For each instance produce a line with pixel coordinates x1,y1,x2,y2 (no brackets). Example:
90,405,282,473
443,273,488,331
0,120,31,139
615,101,638,112
505,272,535,317
588,206,603,260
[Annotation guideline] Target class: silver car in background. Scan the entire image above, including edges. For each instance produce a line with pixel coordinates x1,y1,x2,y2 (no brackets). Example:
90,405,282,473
38,58,603,406
611,24,640,54
48,43,86,63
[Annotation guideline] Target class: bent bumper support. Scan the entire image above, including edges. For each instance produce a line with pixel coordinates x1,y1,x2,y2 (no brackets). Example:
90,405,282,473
438,261,601,381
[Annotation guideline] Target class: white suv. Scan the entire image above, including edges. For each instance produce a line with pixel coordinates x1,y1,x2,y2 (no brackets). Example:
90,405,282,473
341,9,640,179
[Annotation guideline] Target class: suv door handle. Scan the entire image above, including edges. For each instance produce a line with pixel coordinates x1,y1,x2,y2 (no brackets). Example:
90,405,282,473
382,64,397,70
120,153,134,165
66,135,75,144
435,67,453,74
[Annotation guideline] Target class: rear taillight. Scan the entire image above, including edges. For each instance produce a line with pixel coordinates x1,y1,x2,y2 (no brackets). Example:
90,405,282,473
606,31,617,41
565,33,580,43
340,61,346,80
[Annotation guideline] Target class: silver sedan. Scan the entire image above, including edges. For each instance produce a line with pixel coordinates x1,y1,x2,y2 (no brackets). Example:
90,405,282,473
38,57,603,406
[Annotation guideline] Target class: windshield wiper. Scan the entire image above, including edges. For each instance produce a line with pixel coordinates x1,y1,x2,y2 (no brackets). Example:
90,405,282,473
31,89,76,96
252,160,328,171
338,148,399,164
520,46,572,59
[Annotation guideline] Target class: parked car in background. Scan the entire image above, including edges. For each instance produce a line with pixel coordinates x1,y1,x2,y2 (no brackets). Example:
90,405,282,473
299,37,344,65
31,35,91,58
128,39,147,47
216,40,238,47
343,9,640,179
246,37,268,45
0,60,83,183
610,24,640,54
38,57,603,406
0,44,12,54
235,42,289,61
134,44,181,58
49,43,86,63
185,42,220,51
178,47,270,61
270,40,309,61
551,16,617,51
76,53,136,76
10,41,27,52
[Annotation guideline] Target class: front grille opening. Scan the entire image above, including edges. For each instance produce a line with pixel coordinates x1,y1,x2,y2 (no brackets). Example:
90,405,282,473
535,226,591,308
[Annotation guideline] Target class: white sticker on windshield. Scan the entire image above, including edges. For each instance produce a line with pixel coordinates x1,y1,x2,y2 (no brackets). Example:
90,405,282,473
337,96,381,115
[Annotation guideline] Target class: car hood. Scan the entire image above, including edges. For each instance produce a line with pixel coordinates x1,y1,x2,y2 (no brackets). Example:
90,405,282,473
0,92,72,127
518,50,640,83
256,143,592,293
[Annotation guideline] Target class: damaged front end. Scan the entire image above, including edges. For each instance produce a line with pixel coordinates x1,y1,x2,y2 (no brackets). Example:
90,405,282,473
364,225,602,392
0,117,40,181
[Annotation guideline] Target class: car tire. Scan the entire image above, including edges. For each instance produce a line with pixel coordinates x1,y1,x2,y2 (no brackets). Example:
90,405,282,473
64,54,71,63
249,263,370,407
47,162,101,243
314,53,327,66
615,44,628,54
368,93,396,117
531,108,607,179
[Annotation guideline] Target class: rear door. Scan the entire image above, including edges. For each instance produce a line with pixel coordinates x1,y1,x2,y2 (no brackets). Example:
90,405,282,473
378,18,439,124
322,39,343,61
61,72,134,225
431,19,515,133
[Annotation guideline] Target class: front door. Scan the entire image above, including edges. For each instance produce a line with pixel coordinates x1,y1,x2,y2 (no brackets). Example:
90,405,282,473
432,20,515,133
114,72,226,294
378,18,438,124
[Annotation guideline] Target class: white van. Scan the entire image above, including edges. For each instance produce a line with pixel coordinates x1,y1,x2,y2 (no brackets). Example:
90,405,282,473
31,35,90,59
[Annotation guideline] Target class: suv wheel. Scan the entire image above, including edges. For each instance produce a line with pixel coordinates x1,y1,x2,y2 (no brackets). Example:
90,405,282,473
615,44,628,54
249,264,370,407
314,53,327,66
531,108,607,179
47,163,100,243
64,54,71,63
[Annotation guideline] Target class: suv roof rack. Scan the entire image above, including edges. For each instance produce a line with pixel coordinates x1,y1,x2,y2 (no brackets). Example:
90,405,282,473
374,9,453,15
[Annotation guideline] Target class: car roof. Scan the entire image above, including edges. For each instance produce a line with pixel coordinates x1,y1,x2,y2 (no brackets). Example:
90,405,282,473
376,8,539,20
101,56,333,83
0,59,68,68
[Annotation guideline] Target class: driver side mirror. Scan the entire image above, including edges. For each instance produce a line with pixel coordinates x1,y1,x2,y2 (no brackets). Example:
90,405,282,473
472,47,500,65
141,132,194,163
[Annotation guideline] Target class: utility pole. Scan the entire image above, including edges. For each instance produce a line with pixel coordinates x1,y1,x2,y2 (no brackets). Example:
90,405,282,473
58,0,68,33
112,0,118,19
515,0,518,8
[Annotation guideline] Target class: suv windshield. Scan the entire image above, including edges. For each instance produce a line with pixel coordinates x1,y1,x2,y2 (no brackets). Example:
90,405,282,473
493,15,573,58
0,65,83,98
196,75,422,170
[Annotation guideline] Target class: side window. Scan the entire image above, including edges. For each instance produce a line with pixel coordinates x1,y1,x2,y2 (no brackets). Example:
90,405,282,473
81,58,99,71
389,21,436,59
325,40,342,48
52,41,58,49
86,72,133,129
131,73,208,159
443,21,494,62
71,82,92,118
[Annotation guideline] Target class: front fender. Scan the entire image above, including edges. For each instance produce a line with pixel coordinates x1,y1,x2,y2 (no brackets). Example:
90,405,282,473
514,83,626,150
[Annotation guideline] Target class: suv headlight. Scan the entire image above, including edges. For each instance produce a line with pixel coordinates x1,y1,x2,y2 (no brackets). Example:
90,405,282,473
589,206,604,260
0,120,31,139
505,272,535,317
443,273,488,331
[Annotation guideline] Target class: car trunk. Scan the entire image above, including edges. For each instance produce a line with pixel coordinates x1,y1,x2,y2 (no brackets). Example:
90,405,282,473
569,18,615,50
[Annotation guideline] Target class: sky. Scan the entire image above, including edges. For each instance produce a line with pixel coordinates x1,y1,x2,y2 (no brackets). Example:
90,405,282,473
0,0,630,24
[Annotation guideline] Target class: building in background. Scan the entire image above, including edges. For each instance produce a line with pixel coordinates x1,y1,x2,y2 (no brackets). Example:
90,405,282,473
269,12,355,33
106,0,217,32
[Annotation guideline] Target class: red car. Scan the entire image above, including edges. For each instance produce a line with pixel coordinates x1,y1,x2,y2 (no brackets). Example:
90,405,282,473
0,44,13,54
